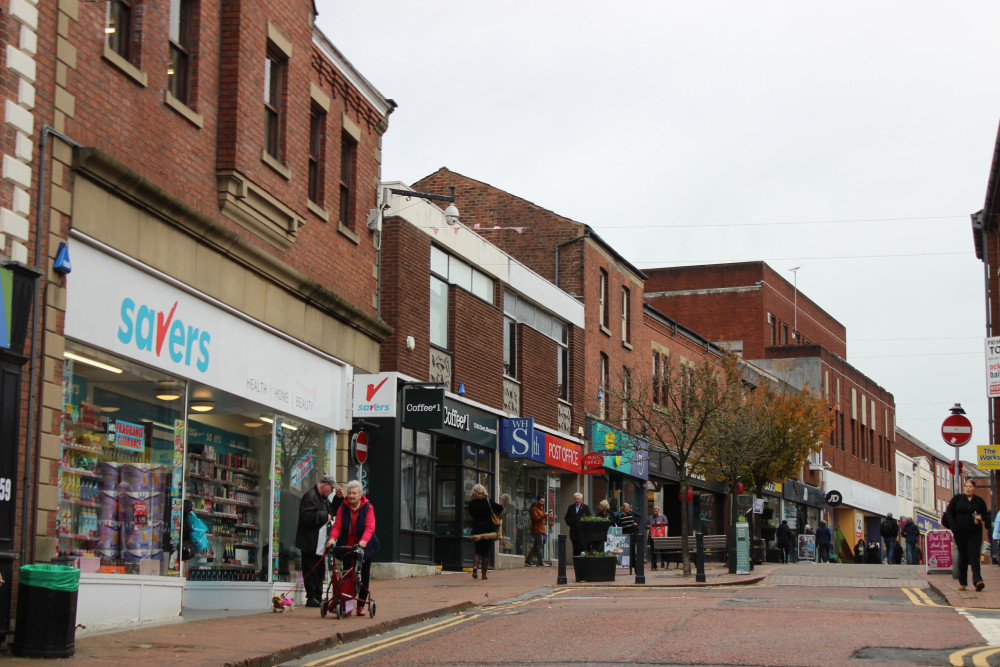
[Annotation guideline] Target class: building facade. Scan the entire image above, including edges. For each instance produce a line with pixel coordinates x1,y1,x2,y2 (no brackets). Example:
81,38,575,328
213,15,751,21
10,0,394,633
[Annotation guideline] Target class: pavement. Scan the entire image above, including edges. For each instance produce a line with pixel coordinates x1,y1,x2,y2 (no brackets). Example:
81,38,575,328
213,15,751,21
5,557,1000,666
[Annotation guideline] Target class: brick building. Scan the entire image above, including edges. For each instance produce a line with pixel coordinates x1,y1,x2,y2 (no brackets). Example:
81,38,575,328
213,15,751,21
5,0,393,633
413,169,654,516
360,184,585,570
644,261,897,556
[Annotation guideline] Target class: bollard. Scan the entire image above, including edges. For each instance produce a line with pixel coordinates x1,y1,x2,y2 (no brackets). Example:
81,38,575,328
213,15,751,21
634,534,645,584
695,532,706,583
557,534,567,585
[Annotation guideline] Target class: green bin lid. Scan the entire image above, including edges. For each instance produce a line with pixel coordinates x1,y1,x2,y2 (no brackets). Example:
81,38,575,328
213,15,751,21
19,564,80,592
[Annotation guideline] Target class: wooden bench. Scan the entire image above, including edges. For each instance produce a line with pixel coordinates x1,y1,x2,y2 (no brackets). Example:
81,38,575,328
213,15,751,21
651,534,728,568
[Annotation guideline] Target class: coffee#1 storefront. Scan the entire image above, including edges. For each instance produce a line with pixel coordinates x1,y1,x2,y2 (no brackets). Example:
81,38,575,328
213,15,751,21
587,419,648,514
60,239,351,630
498,418,582,565
355,375,499,571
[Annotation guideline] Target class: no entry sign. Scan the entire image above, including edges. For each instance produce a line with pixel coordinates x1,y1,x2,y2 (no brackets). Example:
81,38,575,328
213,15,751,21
352,431,369,464
941,414,973,447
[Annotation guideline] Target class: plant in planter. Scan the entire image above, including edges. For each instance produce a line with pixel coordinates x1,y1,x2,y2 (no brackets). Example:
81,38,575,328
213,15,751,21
576,515,612,548
573,550,617,582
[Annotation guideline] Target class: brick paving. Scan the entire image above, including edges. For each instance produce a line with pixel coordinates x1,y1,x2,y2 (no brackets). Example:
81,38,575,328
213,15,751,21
6,559,999,666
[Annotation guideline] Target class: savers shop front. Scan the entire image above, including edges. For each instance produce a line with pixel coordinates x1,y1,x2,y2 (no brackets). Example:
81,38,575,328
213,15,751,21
59,239,352,631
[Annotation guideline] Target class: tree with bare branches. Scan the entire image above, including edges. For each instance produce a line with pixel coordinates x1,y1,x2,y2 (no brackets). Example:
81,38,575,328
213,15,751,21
609,350,743,575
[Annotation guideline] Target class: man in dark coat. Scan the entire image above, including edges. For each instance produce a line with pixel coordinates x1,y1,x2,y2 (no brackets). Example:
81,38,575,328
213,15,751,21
564,493,591,556
296,475,342,607
776,520,793,564
880,513,899,564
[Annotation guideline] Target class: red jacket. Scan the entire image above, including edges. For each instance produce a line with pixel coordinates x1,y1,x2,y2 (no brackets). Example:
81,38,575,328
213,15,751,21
329,495,376,547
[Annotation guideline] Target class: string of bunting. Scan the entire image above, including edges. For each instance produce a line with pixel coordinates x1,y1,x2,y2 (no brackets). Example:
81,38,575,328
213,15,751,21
427,223,524,235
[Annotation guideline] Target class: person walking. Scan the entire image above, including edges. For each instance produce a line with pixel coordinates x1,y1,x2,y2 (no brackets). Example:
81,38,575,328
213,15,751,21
468,483,504,580
525,497,547,567
880,513,899,564
617,502,640,573
645,506,668,570
295,475,342,608
326,480,379,616
901,517,920,565
815,520,833,563
776,520,793,564
944,479,990,591
563,493,591,556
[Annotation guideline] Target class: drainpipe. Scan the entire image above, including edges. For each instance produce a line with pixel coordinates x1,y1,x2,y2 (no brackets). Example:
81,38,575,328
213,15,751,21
554,233,590,289
22,126,80,563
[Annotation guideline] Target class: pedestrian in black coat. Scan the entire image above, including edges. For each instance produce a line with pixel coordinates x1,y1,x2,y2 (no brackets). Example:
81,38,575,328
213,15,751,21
945,479,991,591
564,493,591,556
296,475,343,607
776,520,793,564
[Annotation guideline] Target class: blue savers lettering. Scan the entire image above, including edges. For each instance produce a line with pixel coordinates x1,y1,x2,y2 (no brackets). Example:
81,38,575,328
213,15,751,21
117,297,211,372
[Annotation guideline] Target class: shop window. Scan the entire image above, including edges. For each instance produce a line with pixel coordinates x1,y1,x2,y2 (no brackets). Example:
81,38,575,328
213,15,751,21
400,429,433,534
184,383,275,582
275,414,334,582
60,342,186,576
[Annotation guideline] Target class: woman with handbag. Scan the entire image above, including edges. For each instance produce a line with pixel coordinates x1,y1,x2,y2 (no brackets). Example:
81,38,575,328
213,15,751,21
468,483,503,580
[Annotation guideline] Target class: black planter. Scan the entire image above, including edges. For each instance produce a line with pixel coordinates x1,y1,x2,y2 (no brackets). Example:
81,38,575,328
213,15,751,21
576,520,611,547
573,555,617,582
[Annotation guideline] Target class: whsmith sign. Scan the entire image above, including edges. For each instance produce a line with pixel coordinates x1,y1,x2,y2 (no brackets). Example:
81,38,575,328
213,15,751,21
402,389,498,448
500,418,582,473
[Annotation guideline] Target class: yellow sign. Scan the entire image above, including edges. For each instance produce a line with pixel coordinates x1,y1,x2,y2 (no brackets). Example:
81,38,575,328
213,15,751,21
977,445,1000,470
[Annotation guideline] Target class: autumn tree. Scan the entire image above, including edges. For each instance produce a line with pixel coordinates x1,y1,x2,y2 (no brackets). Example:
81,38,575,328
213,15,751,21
609,350,743,575
706,375,833,538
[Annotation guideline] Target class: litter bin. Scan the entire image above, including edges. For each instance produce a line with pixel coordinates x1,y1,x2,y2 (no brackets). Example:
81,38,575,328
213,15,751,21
11,564,80,658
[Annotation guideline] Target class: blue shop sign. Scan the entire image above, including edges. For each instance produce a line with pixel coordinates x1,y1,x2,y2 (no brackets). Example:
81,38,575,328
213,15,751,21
501,418,544,463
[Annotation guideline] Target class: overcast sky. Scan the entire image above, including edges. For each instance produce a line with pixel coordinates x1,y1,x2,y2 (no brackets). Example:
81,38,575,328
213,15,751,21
319,2,1000,463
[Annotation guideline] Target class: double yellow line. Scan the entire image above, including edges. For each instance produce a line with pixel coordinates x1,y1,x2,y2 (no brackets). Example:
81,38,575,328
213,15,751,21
950,645,1000,666
902,587,946,607
304,613,480,666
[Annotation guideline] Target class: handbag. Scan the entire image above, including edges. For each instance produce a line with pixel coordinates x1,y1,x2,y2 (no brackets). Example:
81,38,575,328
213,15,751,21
491,510,502,527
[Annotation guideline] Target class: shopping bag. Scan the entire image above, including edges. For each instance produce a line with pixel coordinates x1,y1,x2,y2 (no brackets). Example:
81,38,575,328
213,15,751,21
651,525,666,538
316,521,331,556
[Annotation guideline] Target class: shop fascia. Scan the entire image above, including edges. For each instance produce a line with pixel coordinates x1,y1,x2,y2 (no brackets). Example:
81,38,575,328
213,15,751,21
499,417,582,473
398,384,498,448
65,238,350,430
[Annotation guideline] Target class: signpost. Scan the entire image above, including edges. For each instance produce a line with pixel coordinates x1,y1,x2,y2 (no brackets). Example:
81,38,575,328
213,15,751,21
581,451,604,475
942,407,972,496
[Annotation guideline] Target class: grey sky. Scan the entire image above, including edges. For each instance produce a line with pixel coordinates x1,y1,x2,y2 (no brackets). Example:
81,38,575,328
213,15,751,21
319,2,1000,462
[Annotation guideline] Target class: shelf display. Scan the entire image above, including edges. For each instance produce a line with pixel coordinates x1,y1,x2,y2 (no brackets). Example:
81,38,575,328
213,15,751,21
58,402,174,574
184,423,264,581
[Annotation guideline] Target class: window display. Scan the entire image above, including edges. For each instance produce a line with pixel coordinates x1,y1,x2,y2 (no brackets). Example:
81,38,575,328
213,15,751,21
183,385,273,583
59,343,184,575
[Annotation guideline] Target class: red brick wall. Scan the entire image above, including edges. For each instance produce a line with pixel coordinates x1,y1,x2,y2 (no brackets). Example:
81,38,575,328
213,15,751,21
449,286,503,404
518,324,559,429
379,217,431,378
644,263,847,359
46,0,385,312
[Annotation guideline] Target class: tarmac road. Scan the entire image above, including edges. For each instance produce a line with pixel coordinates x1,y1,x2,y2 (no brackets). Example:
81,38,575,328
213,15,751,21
283,573,997,667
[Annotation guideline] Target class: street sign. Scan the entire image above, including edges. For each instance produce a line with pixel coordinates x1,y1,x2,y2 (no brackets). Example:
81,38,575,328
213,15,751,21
825,490,843,507
352,431,368,465
942,414,973,447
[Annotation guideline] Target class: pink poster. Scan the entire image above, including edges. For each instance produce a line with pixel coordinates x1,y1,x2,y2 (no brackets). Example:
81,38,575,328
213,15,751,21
925,529,953,571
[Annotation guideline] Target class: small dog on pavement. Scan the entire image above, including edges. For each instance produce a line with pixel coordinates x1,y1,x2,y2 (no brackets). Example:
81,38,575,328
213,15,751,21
272,593,294,613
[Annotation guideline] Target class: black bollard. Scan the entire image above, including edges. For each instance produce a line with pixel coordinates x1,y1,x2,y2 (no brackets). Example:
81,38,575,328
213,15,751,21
557,534,567,585
634,534,645,584
695,532,706,583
